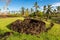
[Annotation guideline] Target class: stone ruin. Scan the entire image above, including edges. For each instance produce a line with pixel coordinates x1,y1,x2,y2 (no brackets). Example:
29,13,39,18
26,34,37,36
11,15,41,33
7,18,54,35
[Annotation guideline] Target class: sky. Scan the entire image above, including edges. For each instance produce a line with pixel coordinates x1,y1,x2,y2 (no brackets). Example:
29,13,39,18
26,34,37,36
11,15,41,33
0,0,60,11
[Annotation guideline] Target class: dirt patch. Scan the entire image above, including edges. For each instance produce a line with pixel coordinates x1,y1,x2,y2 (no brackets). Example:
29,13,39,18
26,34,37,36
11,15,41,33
7,18,46,35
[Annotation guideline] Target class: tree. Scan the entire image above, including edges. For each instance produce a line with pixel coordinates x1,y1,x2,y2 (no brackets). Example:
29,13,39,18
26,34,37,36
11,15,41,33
38,11,43,17
0,9,1,12
0,9,1,11
52,9,57,17
57,6,60,13
33,2,39,16
43,5,46,14
0,9,1,14
46,5,52,14
43,5,52,21
25,8,29,17
53,9,56,14
7,8,10,14
46,5,52,19
53,9,56,13
31,8,34,14
21,7,25,15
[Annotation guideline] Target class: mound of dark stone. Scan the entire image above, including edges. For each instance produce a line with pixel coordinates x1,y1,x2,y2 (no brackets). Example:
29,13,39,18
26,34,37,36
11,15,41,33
8,18,46,35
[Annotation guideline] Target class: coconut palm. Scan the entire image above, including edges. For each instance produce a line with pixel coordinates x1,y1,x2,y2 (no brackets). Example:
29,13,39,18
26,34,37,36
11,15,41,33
46,5,52,14
43,5,52,21
0,9,1,12
46,5,53,19
57,6,60,13
43,5,46,14
7,8,10,14
0,9,1,11
0,9,1,14
31,8,34,14
33,2,39,16
25,8,29,17
53,9,56,13
21,7,25,15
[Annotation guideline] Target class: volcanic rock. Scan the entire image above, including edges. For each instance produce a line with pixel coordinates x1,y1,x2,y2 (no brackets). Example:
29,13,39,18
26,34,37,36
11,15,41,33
8,18,46,35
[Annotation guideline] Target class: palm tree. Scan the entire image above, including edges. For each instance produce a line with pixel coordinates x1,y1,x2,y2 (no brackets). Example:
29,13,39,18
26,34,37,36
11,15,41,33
0,9,1,12
53,9,56,13
31,8,34,14
25,8,29,17
33,2,39,16
57,6,60,13
53,9,57,16
7,8,10,14
21,7,25,15
0,9,1,11
43,5,52,21
46,5,52,14
43,5,46,14
0,9,1,14
46,5,52,19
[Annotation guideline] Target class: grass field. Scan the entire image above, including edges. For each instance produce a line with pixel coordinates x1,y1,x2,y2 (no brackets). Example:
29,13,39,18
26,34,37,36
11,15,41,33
0,17,60,40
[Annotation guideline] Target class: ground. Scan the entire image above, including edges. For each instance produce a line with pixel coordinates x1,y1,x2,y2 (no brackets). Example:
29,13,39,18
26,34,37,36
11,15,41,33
0,17,60,40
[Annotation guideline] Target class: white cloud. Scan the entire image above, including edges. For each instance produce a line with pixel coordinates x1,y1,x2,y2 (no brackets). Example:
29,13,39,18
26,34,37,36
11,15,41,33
40,6,43,11
40,6,43,9
52,2,60,7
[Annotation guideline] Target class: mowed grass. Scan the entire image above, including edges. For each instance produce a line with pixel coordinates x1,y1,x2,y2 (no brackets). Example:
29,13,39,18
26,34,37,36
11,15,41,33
0,17,24,32
0,17,60,40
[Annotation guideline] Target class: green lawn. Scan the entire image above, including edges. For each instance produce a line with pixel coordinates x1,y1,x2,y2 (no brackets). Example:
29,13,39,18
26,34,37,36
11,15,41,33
0,17,60,40
0,17,24,32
